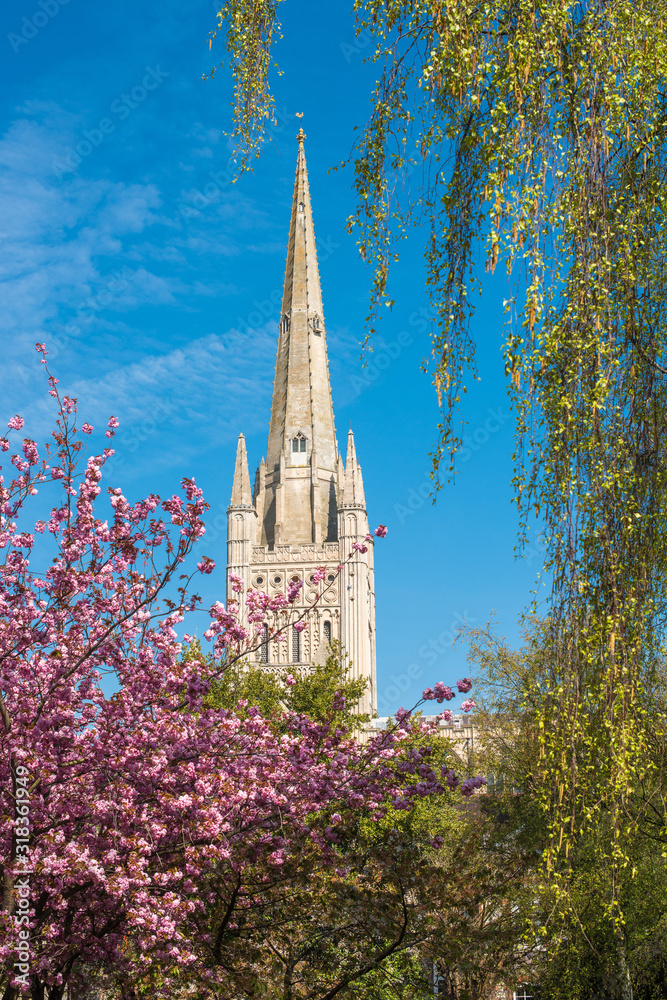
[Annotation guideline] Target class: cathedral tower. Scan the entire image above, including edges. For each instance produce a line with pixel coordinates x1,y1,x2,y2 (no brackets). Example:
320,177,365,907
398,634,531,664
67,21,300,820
227,130,376,715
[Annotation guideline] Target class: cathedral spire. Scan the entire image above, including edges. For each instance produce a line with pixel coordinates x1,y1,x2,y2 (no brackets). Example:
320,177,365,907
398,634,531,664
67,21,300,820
230,432,252,506
226,131,376,713
265,129,337,475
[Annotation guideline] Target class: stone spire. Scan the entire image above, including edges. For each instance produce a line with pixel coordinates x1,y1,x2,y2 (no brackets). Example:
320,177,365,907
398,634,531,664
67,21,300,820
342,429,366,507
265,129,337,475
230,432,252,506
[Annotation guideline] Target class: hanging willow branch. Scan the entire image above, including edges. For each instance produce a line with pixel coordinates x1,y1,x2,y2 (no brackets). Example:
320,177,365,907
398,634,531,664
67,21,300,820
206,0,284,171
209,0,667,947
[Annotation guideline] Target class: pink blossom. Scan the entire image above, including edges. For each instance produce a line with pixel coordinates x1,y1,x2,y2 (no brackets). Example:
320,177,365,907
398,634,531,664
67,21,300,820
0,439,9,452
293,619,308,632
312,566,327,584
374,524,388,537
351,542,368,554
456,677,473,693
7,416,24,431
197,557,215,574
461,699,476,712
22,440,39,465
433,682,454,703
0,358,477,997
81,423,93,435
423,683,454,703
437,709,453,723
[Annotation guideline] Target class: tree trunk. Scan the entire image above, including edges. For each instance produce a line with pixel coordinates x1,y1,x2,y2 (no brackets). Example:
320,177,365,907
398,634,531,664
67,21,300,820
615,925,633,1000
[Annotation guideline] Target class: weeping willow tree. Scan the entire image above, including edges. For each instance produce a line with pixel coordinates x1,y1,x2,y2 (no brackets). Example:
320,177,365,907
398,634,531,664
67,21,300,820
208,2,667,993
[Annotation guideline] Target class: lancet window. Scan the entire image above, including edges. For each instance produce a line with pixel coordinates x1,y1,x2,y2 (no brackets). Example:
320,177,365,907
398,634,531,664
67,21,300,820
292,432,307,453
259,624,269,664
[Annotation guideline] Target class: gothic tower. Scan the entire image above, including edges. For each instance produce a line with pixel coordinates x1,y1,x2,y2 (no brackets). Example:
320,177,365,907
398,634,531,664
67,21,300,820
226,129,376,715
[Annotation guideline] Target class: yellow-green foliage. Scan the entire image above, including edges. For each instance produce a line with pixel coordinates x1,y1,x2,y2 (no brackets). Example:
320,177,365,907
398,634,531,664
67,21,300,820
190,639,370,730
209,2,667,945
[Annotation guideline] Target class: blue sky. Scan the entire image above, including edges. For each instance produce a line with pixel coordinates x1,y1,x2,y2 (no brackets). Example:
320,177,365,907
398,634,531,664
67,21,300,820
0,0,547,712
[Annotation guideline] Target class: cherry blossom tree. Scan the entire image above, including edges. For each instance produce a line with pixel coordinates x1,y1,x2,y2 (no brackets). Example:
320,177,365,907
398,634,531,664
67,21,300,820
0,349,480,1000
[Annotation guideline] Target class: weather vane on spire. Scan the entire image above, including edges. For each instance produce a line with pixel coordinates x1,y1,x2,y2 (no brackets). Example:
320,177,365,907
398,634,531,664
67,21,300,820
296,112,306,143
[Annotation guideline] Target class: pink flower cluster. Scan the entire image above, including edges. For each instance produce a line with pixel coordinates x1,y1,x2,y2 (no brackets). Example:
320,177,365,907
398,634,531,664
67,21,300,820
287,577,303,602
422,682,454,703
0,356,485,998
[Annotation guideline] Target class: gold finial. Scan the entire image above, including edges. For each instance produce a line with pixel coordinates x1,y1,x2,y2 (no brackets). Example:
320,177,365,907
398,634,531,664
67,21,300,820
296,125,306,143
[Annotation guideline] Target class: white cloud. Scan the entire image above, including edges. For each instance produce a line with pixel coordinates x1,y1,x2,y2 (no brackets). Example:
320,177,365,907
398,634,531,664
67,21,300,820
0,103,291,480
0,114,167,350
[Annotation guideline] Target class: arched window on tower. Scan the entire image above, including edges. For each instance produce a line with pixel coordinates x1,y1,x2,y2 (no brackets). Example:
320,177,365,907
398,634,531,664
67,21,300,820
292,432,307,453
259,624,269,664
324,621,332,645
292,626,300,663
